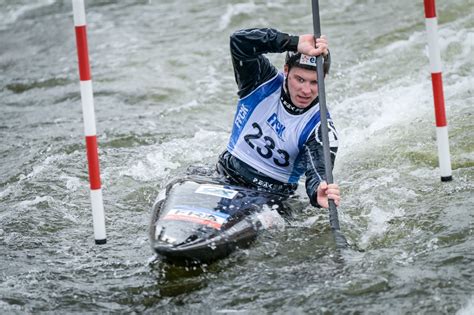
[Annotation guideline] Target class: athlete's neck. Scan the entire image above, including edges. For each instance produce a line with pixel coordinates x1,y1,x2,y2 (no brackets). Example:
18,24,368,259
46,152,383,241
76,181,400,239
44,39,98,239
281,79,318,115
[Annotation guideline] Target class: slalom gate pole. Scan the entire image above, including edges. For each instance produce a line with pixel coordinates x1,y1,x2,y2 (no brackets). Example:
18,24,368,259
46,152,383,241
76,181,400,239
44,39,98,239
72,0,107,244
423,0,453,182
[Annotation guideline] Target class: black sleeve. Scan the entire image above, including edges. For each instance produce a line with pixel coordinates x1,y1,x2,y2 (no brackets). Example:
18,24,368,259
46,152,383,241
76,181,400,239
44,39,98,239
230,28,299,98
303,124,338,208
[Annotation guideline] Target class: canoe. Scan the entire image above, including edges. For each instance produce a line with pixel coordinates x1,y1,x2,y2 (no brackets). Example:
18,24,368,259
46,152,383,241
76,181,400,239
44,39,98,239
149,175,293,264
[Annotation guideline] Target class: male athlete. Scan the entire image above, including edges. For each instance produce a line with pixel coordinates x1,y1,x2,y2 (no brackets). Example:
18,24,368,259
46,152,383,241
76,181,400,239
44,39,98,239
217,28,340,209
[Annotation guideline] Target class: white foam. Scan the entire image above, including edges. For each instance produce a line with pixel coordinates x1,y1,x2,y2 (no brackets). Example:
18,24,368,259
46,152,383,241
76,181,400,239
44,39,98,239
121,154,180,181
0,0,56,31
18,195,54,208
19,154,64,181
332,10,472,162
162,99,200,114
335,80,430,157
196,65,222,96
218,2,258,31
408,167,440,179
120,129,228,181
457,295,474,315
61,175,82,192
257,204,285,230
0,185,13,200
360,205,405,248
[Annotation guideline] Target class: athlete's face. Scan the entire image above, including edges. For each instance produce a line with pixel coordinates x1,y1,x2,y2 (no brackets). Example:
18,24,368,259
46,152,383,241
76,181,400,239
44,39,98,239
284,66,318,108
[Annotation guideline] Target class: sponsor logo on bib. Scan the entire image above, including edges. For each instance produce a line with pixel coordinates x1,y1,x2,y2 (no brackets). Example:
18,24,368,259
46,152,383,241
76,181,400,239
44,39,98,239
266,113,286,140
234,104,249,129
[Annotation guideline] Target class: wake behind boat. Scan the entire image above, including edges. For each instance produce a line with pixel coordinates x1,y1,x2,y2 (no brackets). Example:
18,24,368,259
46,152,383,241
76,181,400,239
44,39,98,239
149,175,298,265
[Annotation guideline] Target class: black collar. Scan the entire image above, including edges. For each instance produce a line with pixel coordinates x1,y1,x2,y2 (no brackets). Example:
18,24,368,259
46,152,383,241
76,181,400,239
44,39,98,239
280,79,318,115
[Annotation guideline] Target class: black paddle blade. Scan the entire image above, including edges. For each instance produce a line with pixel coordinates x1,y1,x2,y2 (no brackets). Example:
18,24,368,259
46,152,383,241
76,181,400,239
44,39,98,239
329,199,349,249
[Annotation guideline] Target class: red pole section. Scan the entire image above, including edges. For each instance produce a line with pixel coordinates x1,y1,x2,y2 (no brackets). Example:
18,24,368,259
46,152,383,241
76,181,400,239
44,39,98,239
72,0,107,244
423,0,453,182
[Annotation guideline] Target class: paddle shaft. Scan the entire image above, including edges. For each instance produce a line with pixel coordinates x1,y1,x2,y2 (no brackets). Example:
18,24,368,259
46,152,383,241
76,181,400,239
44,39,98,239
311,0,341,231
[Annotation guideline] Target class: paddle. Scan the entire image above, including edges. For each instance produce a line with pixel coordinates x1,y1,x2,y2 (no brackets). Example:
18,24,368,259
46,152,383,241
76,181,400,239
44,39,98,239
311,0,348,249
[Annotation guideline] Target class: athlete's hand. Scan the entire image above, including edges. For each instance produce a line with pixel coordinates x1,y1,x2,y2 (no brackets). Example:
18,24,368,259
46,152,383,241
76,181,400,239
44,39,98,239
316,181,340,208
297,34,328,57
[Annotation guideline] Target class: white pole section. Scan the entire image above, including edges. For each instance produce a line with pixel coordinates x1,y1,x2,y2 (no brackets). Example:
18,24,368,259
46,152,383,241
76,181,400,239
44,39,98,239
423,0,453,182
72,0,107,244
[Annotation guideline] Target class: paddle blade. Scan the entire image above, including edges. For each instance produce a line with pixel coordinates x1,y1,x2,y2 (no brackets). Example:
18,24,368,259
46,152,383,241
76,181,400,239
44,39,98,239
328,200,349,248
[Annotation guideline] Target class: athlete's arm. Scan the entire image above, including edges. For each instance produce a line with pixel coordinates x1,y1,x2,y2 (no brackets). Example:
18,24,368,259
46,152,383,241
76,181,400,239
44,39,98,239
230,28,299,98
303,129,339,208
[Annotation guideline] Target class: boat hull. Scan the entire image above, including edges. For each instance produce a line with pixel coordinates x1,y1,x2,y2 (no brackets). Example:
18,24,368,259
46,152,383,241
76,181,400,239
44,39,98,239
149,176,290,264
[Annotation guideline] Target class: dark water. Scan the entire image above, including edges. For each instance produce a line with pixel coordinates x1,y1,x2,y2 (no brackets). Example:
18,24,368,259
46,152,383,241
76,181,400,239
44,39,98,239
1,0,473,313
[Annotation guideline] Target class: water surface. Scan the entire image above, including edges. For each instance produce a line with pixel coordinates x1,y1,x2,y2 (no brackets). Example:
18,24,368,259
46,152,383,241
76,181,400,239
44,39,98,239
1,0,473,313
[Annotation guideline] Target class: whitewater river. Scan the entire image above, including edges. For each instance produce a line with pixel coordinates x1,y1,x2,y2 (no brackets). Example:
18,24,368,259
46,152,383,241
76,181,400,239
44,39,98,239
1,0,472,313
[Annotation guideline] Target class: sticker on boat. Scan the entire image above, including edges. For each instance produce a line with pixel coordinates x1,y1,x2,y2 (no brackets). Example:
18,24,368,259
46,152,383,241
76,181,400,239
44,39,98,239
195,184,238,199
162,205,230,229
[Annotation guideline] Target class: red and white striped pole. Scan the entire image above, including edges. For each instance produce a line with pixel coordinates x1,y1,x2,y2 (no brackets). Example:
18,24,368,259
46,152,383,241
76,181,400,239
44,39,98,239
72,0,107,244
423,0,453,182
